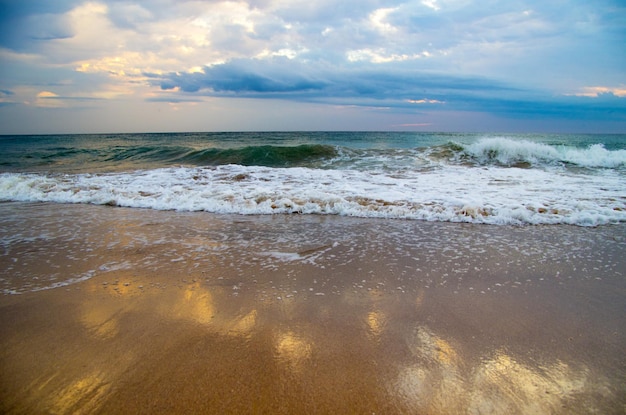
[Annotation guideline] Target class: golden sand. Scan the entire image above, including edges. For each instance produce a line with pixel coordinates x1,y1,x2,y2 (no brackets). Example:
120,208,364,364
0,203,624,414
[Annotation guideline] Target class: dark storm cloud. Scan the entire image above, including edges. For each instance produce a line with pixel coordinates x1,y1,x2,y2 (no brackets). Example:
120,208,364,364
156,57,626,120
158,58,514,96
0,0,81,50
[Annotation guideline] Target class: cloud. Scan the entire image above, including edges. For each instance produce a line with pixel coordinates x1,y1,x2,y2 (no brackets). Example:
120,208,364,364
0,0,80,51
0,88,17,107
156,57,517,107
35,90,64,108
408,99,445,104
158,58,329,94
0,0,624,133
36,90,58,98
145,96,204,104
32,89,105,108
106,2,153,30
161,57,512,93
568,86,626,98
346,48,430,63
153,55,626,122
420,0,440,11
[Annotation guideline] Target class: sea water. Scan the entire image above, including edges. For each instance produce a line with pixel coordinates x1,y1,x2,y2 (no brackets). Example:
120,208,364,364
0,132,624,226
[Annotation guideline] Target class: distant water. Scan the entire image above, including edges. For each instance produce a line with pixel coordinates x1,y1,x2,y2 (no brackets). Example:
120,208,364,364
0,132,624,226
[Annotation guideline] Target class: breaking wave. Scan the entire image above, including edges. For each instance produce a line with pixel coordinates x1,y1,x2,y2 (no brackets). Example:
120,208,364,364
1,163,624,226
460,138,626,168
107,143,339,168
1,132,624,226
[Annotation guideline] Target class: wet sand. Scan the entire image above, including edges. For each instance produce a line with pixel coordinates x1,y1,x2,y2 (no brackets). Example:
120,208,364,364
0,202,625,414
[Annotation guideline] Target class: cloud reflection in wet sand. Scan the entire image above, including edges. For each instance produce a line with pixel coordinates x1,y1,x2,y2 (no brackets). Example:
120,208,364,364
1,270,618,415
82,275,613,414
50,372,111,415
1,205,624,414
366,310,387,339
275,331,312,372
396,325,610,414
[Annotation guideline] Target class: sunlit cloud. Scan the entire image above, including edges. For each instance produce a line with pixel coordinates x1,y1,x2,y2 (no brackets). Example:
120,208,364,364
0,0,624,133
346,48,429,63
36,91,58,98
568,86,626,98
369,7,400,34
408,99,445,104
35,91,66,108
255,47,308,60
421,0,440,11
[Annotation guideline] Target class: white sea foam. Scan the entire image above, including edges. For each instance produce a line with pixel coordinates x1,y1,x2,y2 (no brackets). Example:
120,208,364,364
464,138,626,168
1,160,624,226
262,251,304,262
3,271,96,295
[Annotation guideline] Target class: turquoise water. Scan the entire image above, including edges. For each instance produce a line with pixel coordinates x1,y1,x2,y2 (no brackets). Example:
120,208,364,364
1,131,623,172
0,132,624,225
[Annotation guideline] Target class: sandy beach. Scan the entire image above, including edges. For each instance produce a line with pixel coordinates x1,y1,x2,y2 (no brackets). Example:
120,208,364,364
1,202,625,414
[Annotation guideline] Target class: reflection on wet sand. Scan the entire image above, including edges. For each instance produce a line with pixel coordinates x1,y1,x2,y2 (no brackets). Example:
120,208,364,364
228,309,258,337
170,281,217,326
469,351,595,414
2,274,617,414
366,310,386,339
80,304,121,340
275,331,312,371
50,372,111,415
396,325,609,414
397,326,465,413
1,205,624,414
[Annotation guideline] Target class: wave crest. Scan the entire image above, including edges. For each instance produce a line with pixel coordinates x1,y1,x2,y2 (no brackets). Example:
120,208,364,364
1,165,624,226
188,144,338,167
462,138,626,168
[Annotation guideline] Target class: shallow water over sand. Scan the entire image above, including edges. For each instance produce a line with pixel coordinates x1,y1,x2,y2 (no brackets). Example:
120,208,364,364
1,203,625,414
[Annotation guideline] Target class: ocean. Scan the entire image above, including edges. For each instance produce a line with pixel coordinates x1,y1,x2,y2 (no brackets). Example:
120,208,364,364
0,131,624,226
1,132,626,413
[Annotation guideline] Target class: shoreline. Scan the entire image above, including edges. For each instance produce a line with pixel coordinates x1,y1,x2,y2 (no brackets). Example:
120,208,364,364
1,203,625,414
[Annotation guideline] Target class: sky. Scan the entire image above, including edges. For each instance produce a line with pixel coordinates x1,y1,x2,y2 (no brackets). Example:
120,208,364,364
0,0,624,134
